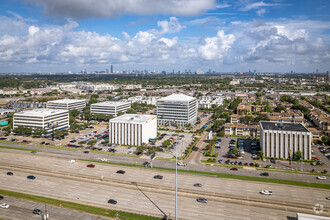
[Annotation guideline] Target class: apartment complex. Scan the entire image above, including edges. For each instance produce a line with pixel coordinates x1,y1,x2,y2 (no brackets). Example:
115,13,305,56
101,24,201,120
260,121,312,160
109,114,157,146
91,101,130,116
13,109,69,132
223,123,259,137
157,93,197,127
47,99,86,111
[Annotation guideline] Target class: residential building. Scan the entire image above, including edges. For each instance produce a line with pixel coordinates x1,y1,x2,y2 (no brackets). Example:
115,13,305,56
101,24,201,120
127,96,159,105
223,123,259,137
260,121,312,160
91,101,130,116
157,93,197,127
308,109,330,131
198,96,226,109
13,109,69,132
79,83,116,92
109,114,157,146
47,99,86,111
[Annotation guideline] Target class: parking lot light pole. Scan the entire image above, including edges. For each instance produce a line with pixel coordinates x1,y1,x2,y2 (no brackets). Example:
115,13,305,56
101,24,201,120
175,135,178,220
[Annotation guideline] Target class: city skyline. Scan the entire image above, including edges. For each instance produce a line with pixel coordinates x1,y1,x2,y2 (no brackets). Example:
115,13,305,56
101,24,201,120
1,0,330,73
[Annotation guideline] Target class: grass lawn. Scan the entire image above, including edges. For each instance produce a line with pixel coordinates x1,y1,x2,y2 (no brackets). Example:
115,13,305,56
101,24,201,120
0,189,160,220
35,144,80,151
0,146,37,152
89,150,140,157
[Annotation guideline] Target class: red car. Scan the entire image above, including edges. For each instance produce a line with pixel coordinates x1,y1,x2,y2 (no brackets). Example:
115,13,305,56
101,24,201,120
234,161,238,165
230,168,238,171
87,164,95,168
312,157,319,160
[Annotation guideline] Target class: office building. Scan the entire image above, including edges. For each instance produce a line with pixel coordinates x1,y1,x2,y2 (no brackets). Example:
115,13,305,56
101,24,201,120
260,121,312,160
91,101,130,116
157,93,197,127
109,114,157,146
13,109,69,132
47,99,86,111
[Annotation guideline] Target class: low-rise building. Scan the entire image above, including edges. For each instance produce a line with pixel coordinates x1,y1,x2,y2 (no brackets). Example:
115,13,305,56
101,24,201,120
91,101,130,116
260,121,312,160
309,109,330,131
109,114,157,146
223,123,259,137
13,109,69,132
47,99,86,111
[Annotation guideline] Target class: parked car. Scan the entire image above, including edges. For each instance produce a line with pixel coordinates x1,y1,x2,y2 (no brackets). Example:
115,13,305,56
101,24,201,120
230,168,238,171
108,199,117,205
317,176,327,180
260,190,272,195
260,172,269,176
196,198,208,203
116,170,125,174
0,203,9,208
27,175,36,180
193,183,202,187
33,209,42,215
86,164,95,168
154,175,163,179
31,151,37,154
83,151,89,153
7,172,13,176
0,195,3,200
326,197,330,200
177,162,186,166
218,159,223,163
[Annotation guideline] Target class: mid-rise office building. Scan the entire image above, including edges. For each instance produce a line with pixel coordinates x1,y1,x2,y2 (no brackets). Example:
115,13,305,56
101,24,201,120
13,109,69,132
109,114,157,146
47,99,86,111
91,101,130,116
260,121,312,160
157,93,197,127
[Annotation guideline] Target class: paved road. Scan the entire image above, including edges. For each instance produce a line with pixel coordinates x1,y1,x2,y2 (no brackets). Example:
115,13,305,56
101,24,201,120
0,149,330,219
0,142,329,184
185,131,208,165
0,196,112,220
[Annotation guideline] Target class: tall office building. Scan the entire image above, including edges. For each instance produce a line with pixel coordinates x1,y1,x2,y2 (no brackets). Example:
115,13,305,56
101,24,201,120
91,101,130,116
157,93,197,127
260,121,312,160
111,65,113,73
109,114,157,146
13,109,69,132
47,99,86,111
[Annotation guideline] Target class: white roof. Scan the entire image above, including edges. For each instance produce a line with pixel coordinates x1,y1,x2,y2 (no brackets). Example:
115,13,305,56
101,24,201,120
110,114,156,124
0,109,15,113
14,108,68,117
47,99,85,104
91,101,129,107
158,93,195,102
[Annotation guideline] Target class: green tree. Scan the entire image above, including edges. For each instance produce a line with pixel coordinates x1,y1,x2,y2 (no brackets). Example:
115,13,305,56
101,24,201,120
294,150,302,161
257,150,264,159
136,145,146,153
33,127,46,138
212,120,225,131
117,111,124,116
274,104,286,112
321,135,328,144
147,146,157,155
70,109,80,117
126,108,137,114
2,126,11,133
264,105,273,113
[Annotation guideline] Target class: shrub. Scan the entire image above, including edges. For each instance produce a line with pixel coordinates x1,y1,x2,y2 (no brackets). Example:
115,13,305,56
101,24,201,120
323,170,328,174
255,163,260,167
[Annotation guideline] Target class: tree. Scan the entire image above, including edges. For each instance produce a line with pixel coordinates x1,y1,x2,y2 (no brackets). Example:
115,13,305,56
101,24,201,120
264,105,273,113
2,126,11,133
212,120,225,131
136,145,146,153
274,104,286,112
228,147,239,156
257,151,264,159
294,150,302,161
117,111,124,116
33,127,46,138
218,131,225,137
147,146,157,155
70,109,80,117
321,135,328,144
240,115,254,124
126,108,137,114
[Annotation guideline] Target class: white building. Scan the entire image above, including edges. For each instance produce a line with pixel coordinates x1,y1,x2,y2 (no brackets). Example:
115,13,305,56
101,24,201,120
13,109,69,132
127,96,159,105
198,96,226,109
91,101,130,116
260,121,312,160
79,83,116,92
109,114,157,146
157,93,197,127
47,99,86,111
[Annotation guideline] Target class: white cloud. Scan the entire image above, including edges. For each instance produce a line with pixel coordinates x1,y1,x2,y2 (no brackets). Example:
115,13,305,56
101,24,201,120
256,8,266,16
157,17,186,35
25,0,216,19
242,1,283,11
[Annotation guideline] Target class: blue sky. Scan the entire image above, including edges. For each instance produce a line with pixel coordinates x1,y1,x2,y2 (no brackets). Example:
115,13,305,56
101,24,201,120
0,0,330,73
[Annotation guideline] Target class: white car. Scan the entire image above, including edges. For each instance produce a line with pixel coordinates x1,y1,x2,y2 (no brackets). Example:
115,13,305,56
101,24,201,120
177,162,186,166
0,203,9,208
317,176,327,180
260,190,272,195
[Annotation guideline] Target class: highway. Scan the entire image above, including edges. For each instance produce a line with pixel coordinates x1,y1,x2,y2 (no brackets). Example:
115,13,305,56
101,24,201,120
0,148,329,219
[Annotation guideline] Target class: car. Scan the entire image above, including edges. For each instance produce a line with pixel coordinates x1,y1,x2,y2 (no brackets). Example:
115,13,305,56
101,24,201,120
238,162,242,166
83,151,89,153
0,203,9,208
326,197,330,200
40,142,45,145
31,151,37,154
177,162,186,166
116,170,125,174
249,163,254,166
45,143,50,145
154,175,163,179
33,209,42,215
108,199,117,204
27,175,36,180
0,195,3,200
260,172,269,176
317,176,327,180
87,164,95,168
196,198,208,203
218,159,223,163
244,163,248,166
312,157,319,160
193,183,202,187
230,168,238,171
260,190,272,195
7,172,13,176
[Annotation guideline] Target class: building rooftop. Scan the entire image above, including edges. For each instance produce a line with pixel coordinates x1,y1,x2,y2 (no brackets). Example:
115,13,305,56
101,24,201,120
91,101,129,107
260,121,310,132
110,114,157,124
47,99,85,104
14,108,68,117
158,93,195,102
0,109,15,113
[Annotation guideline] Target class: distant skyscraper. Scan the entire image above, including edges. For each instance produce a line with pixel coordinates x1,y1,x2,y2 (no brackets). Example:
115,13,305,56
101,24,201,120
106,69,109,74
316,68,319,74
111,65,113,73
326,71,329,82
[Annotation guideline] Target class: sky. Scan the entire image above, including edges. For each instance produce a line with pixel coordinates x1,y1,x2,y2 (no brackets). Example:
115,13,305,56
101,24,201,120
0,0,330,73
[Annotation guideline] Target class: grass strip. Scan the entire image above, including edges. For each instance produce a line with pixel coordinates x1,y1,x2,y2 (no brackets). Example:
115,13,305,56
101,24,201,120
0,140,29,145
80,159,330,190
35,144,80,151
89,150,140,157
0,146,37,152
0,189,160,220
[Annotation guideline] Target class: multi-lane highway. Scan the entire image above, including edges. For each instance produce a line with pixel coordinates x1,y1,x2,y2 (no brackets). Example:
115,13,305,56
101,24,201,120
0,148,329,219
